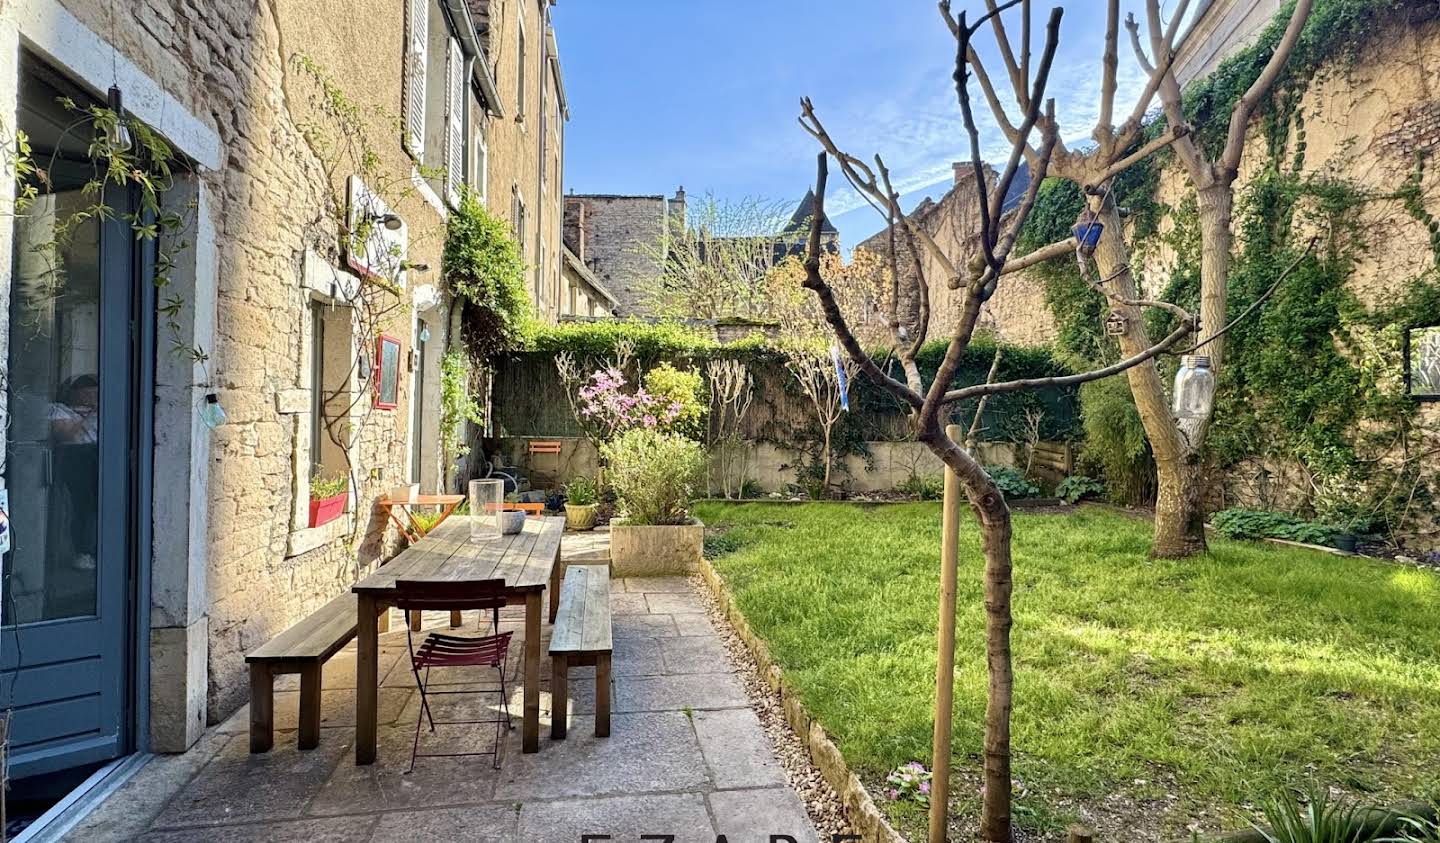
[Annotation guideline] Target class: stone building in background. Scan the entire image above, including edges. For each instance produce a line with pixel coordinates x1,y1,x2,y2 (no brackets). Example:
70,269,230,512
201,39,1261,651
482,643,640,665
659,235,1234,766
854,161,1055,348
562,189,687,316
0,0,567,799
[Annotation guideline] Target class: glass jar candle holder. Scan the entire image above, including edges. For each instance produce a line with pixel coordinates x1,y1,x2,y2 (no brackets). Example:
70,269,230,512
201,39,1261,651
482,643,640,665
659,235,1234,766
468,479,503,541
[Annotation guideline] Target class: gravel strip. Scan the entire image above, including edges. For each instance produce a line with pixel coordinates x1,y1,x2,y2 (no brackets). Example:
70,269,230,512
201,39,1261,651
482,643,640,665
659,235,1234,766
690,573,855,840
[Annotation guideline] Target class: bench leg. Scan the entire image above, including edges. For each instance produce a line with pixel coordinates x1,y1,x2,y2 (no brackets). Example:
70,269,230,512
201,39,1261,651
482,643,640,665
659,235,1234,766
409,610,422,632
298,663,322,750
249,666,274,753
450,610,462,628
376,606,391,634
595,652,611,738
550,654,568,740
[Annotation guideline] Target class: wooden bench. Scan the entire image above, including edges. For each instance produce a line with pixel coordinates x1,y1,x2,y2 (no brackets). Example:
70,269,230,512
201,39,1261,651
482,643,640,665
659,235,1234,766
549,564,613,740
245,592,377,753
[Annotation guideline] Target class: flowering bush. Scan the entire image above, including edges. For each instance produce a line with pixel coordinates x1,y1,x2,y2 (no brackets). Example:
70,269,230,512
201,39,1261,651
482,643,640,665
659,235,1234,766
576,367,689,440
601,429,706,526
884,761,932,806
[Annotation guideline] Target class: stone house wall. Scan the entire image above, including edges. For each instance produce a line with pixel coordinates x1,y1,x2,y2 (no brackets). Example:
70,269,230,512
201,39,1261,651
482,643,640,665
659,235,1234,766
0,0,566,749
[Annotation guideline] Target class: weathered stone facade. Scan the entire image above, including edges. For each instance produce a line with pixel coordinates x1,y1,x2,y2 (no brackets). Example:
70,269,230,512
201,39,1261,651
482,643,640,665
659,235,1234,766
855,163,1057,349
0,0,567,758
563,191,685,316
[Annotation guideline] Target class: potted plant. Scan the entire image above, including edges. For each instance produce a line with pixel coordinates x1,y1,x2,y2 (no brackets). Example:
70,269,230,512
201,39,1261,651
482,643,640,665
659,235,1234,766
563,474,600,531
309,472,349,528
601,429,707,576
498,494,527,535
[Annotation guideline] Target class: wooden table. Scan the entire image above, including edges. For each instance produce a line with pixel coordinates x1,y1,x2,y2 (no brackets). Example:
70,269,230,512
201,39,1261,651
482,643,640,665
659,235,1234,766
377,493,466,545
352,515,564,763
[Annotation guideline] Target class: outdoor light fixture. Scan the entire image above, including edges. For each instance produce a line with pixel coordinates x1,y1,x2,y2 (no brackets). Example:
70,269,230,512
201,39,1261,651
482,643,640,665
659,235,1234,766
367,212,404,231
104,85,132,153
1172,355,1216,421
199,392,228,429
1072,209,1104,257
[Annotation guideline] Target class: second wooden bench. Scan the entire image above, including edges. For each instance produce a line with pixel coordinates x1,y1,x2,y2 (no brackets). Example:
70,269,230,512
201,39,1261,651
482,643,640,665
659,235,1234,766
549,564,613,739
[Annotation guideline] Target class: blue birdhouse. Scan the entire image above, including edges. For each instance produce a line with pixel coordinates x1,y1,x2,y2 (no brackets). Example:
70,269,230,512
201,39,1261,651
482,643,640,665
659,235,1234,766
1072,210,1104,256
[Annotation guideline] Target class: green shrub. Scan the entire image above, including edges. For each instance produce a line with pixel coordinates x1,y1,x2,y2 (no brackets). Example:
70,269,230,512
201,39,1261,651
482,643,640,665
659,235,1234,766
563,474,598,506
898,474,945,501
1212,508,1338,546
1250,786,1383,843
643,362,706,440
1055,475,1105,504
309,471,348,500
984,465,1040,499
703,532,742,559
601,429,707,526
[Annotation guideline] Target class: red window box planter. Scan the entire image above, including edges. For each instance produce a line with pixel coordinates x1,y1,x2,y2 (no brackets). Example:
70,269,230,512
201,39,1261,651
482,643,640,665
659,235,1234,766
309,492,348,528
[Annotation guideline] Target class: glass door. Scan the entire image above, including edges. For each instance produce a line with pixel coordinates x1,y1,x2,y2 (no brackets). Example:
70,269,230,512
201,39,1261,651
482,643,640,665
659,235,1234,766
1,58,139,779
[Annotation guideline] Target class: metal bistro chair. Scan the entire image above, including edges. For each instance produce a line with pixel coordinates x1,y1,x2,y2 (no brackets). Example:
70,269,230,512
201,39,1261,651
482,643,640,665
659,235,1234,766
393,579,514,771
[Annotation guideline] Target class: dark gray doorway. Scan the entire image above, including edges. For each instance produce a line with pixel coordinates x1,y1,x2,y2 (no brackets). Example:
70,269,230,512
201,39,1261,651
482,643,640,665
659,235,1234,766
2,55,150,780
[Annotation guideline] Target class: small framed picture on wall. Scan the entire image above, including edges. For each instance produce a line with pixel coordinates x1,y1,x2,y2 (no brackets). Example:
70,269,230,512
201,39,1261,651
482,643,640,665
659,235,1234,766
375,333,402,409
1405,324,1440,400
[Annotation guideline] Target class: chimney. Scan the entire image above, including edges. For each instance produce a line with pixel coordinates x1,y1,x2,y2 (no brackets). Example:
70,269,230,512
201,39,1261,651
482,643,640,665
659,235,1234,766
953,162,978,185
668,185,687,230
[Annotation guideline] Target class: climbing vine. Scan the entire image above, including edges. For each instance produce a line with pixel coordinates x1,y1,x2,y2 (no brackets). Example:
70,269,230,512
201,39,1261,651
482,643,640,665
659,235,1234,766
442,186,530,362
1015,0,1440,536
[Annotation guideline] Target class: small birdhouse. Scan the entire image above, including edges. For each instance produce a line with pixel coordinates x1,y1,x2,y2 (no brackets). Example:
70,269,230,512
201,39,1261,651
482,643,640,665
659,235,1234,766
1073,209,1104,256
1105,311,1127,336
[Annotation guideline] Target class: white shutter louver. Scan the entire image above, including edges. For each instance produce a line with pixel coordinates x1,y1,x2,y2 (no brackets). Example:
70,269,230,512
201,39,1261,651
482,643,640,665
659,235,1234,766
403,0,427,158
445,37,464,208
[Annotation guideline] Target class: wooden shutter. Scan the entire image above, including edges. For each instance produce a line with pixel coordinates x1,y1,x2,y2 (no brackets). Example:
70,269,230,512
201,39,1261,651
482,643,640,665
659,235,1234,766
403,0,427,158
444,37,463,208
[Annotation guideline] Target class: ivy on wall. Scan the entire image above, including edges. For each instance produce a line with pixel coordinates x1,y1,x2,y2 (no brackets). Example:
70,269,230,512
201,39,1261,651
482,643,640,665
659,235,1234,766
443,187,530,362
1015,0,1440,530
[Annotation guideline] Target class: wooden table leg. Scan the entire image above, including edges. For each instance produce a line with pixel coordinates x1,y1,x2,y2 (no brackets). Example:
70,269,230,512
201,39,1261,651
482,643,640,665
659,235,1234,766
249,665,274,753
548,560,563,624
356,593,380,765
523,591,541,753
449,610,462,628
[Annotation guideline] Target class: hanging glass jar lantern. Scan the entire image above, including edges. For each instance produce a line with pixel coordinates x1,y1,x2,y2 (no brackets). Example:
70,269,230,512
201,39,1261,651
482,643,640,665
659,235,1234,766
102,85,132,153
1105,311,1127,336
1072,209,1104,257
1172,355,1216,420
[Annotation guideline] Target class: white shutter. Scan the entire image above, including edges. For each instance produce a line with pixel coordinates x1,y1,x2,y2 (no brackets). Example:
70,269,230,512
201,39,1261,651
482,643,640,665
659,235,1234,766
403,0,427,158
444,37,464,208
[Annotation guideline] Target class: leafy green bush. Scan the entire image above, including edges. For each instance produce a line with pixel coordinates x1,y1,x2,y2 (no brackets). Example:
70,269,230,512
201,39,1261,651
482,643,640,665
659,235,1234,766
309,472,348,500
601,429,707,526
898,474,944,501
1212,508,1337,546
703,531,742,559
563,475,598,506
643,362,706,440
1055,475,1105,504
524,319,716,359
984,465,1040,499
440,350,484,466
443,188,529,360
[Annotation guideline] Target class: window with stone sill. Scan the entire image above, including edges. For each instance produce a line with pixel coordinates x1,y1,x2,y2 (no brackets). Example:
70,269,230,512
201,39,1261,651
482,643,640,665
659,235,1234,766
305,296,357,521
405,0,466,208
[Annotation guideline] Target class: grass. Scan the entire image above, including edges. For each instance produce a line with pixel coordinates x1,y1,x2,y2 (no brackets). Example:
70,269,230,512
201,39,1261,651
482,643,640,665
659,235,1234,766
692,502,1440,840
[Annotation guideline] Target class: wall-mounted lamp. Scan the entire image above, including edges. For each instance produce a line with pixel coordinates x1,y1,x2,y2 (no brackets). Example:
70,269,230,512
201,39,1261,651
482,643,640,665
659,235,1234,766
367,212,404,231
402,261,431,273
103,85,132,153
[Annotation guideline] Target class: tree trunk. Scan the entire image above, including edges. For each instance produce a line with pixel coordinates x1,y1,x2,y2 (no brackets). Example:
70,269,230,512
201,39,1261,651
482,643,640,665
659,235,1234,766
1087,200,1208,558
923,429,1014,843
822,425,833,495
1195,186,1235,376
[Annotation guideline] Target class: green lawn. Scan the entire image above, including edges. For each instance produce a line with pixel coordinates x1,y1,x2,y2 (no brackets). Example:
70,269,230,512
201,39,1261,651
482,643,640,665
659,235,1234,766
693,502,1440,840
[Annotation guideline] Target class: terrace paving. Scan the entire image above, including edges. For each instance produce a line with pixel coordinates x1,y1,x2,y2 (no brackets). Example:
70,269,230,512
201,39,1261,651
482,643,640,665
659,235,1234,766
68,544,820,843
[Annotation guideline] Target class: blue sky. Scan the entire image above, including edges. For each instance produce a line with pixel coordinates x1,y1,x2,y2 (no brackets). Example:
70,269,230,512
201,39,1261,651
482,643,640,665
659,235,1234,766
555,2,1186,249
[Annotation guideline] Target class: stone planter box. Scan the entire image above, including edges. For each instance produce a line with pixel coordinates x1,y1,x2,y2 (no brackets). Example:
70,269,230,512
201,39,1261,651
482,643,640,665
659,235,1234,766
609,518,703,577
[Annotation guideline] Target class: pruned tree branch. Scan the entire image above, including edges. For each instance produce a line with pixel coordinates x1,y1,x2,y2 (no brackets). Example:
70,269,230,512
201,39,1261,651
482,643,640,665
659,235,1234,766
1220,0,1313,177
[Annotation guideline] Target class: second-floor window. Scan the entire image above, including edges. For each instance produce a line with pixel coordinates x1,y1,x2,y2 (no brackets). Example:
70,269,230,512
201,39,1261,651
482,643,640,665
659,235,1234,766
404,0,465,208
516,16,527,119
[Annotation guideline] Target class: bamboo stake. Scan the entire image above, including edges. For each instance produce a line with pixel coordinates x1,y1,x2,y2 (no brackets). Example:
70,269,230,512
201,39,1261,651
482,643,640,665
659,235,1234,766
928,423,964,843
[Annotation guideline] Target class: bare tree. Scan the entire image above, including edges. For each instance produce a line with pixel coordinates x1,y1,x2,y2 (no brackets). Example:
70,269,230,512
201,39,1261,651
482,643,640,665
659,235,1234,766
940,0,1314,557
706,358,755,498
632,194,794,321
782,346,857,496
795,3,1204,839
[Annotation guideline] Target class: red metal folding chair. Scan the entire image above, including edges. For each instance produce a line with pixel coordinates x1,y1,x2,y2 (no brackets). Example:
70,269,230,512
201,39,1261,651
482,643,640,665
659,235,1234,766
393,579,513,771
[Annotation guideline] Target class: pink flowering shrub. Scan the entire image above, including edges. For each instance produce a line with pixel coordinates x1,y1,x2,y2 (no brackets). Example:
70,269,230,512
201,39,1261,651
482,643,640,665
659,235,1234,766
574,366,690,440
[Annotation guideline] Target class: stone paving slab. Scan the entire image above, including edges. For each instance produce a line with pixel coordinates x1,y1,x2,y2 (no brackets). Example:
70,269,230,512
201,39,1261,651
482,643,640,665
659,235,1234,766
708,787,822,843
71,559,823,843
694,708,788,790
515,793,715,843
